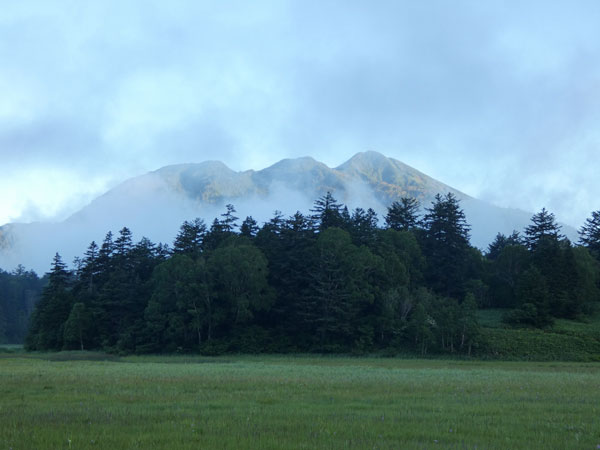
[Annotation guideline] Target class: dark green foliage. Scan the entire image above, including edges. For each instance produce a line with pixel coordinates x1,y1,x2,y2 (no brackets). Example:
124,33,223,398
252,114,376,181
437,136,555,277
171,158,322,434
421,193,472,298
173,218,206,258
141,255,209,353
572,247,600,312
203,204,239,250
220,204,239,233
348,207,378,246
486,231,522,260
486,244,530,308
207,236,273,332
385,197,420,231
63,302,92,350
505,267,553,327
579,210,600,259
21,197,600,357
26,254,73,350
0,266,43,344
240,216,259,238
310,191,343,230
524,208,563,250
407,301,434,355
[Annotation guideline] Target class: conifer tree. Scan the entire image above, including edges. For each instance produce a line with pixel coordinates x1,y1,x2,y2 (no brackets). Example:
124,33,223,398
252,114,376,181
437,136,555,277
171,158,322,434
25,253,73,350
310,191,343,231
524,208,563,250
486,231,522,260
80,241,99,293
240,216,259,238
173,218,206,258
421,193,471,298
579,210,600,258
220,204,239,233
385,197,420,231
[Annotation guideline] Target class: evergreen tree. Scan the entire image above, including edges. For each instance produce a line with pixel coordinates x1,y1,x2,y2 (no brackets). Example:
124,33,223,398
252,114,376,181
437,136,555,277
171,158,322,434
204,205,239,250
421,193,472,298
96,231,114,284
261,211,285,235
26,253,73,350
220,204,239,233
579,210,600,259
93,229,140,351
240,216,259,238
385,197,420,231
524,208,563,250
0,267,43,344
310,192,343,231
256,211,316,348
114,227,133,263
173,218,206,258
80,241,99,293
349,207,379,246
486,231,522,260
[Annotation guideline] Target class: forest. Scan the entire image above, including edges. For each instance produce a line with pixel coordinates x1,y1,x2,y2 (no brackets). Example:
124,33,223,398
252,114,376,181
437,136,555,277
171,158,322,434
0,265,44,344
16,193,600,356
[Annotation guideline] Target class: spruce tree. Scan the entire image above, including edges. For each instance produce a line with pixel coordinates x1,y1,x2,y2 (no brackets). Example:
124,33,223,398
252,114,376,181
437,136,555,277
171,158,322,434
579,210,600,258
240,216,259,238
385,197,420,231
524,208,563,250
173,218,206,258
25,253,73,350
310,192,343,231
421,193,471,298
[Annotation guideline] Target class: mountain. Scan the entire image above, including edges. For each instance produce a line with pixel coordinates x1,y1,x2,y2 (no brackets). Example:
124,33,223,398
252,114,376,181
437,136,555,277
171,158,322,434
0,151,576,273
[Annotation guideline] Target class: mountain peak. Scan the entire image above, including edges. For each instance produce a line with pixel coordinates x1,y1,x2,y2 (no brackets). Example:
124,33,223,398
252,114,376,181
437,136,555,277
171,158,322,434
348,150,389,162
155,160,235,177
1,151,576,274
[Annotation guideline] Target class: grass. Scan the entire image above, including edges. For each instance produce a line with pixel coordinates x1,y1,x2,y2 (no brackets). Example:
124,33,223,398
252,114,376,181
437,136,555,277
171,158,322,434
475,309,600,361
1,354,599,449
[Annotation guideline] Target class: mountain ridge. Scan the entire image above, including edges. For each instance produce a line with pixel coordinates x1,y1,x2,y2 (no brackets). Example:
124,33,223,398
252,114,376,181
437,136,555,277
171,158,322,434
0,151,576,273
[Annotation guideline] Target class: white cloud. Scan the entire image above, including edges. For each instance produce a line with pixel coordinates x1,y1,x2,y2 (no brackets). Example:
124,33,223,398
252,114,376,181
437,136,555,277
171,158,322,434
1,0,599,232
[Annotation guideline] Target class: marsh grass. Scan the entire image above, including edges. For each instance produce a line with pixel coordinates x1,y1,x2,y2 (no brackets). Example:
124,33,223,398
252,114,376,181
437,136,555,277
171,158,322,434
1,355,599,449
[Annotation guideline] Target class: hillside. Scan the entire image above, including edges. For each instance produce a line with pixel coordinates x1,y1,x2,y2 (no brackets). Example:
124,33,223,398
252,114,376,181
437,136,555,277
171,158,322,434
0,151,576,273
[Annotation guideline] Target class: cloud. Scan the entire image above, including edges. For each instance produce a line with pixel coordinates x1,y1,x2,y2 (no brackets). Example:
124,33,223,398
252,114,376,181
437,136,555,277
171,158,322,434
0,0,599,228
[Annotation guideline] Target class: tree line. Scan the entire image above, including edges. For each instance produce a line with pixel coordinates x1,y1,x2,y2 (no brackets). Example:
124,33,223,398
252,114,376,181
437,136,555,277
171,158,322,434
24,193,600,355
0,266,44,344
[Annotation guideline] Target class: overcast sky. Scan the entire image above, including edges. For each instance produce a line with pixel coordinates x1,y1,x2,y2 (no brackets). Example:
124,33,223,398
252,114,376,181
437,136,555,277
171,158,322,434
1,1,599,228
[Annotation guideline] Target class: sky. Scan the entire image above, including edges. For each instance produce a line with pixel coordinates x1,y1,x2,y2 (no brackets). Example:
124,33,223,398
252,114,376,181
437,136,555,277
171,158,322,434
1,1,599,229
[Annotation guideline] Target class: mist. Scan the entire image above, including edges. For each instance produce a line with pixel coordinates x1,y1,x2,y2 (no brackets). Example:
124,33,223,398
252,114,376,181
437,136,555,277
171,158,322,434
1,1,599,230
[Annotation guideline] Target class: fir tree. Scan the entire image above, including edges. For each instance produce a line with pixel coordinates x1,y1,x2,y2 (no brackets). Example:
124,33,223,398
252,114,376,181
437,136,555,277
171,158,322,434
385,197,420,231
310,191,343,231
579,210,600,258
173,218,206,258
524,208,563,250
421,193,472,298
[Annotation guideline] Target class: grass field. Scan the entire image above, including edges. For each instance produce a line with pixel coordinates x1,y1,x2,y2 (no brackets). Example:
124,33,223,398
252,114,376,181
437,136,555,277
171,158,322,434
1,354,599,449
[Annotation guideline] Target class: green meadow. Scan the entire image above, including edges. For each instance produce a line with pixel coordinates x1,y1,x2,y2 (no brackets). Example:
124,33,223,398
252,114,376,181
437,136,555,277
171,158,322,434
1,354,599,449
